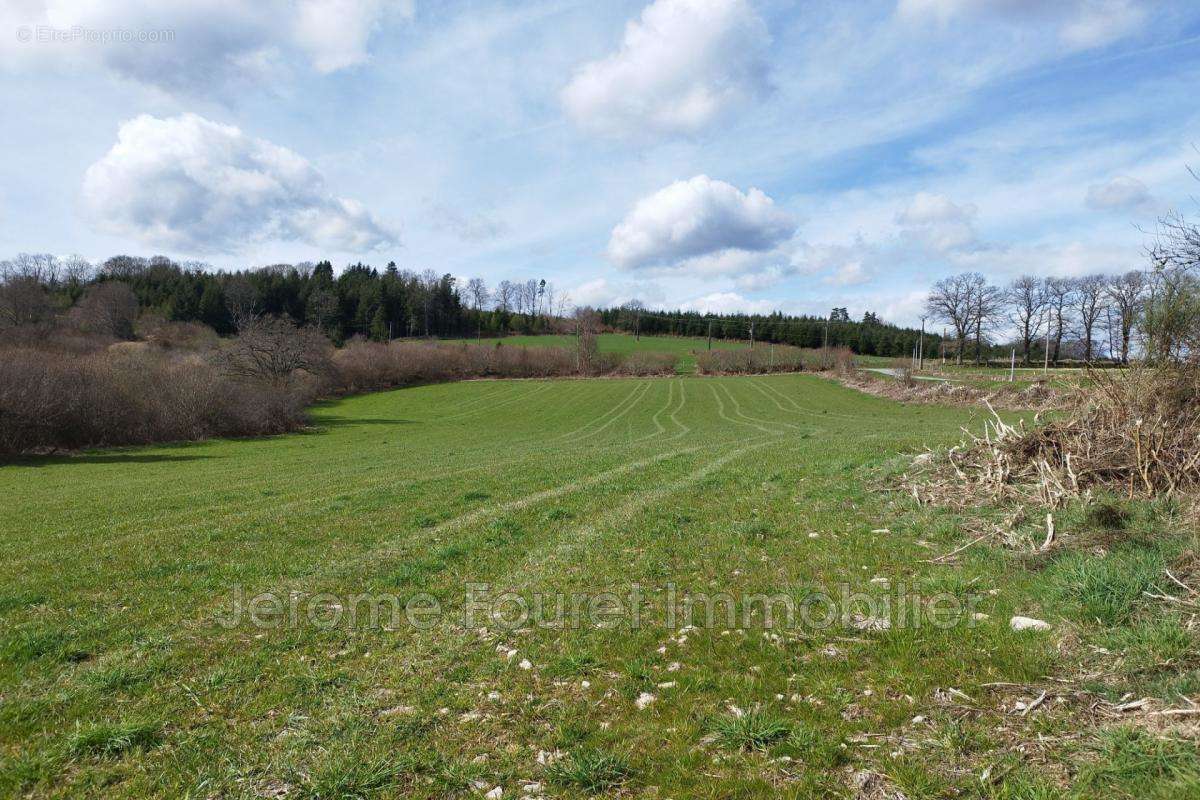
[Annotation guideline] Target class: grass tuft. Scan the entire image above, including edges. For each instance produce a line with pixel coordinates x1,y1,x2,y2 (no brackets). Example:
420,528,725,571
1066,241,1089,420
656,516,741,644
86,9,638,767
1052,547,1164,625
303,753,411,799
710,707,792,751
545,749,632,792
66,721,159,758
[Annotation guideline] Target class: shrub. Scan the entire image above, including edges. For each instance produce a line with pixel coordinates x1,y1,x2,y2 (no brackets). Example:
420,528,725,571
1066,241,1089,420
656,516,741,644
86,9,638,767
0,344,310,456
696,345,853,375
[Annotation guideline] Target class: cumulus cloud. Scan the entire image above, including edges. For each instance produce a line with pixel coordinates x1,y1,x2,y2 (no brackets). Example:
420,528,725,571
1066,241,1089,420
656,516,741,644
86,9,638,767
569,277,666,309
562,0,770,138
679,291,779,315
1085,175,1156,213
1,0,412,94
897,0,1147,49
81,113,397,254
895,192,979,253
608,175,796,271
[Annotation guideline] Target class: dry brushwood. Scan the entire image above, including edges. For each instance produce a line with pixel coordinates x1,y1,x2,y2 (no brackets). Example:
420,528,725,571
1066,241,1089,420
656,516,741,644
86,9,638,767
905,366,1200,507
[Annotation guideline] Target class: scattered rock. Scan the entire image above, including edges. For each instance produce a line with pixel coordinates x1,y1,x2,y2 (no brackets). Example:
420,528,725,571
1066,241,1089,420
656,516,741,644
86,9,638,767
1010,616,1051,632
485,787,503,799
636,692,657,710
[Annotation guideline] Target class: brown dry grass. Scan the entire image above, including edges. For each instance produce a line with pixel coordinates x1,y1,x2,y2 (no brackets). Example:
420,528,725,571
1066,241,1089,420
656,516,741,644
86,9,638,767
904,366,1200,509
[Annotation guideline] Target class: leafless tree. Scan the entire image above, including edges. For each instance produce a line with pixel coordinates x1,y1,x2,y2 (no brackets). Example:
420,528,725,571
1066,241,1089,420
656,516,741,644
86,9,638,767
0,277,53,328
523,279,539,318
1006,276,1046,365
971,280,1003,364
1071,274,1109,362
466,277,490,312
60,255,94,286
224,276,261,332
1105,270,1147,364
1,253,60,286
101,255,148,280
495,280,515,314
222,316,330,385
74,281,139,339
1043,277,1075,365
573,306,602,372
926,272,979,365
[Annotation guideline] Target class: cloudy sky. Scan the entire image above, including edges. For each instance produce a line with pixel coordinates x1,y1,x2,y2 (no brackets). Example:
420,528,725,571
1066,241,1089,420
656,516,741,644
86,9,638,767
2,0,1199,324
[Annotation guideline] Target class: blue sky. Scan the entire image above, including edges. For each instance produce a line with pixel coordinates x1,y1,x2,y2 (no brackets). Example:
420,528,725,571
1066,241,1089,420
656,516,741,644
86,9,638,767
2,0,1199,325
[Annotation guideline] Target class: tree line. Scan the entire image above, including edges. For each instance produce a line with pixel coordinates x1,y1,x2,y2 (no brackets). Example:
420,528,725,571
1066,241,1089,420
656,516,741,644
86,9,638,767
0,254,569,344
1,252,938,358
596,304,937,359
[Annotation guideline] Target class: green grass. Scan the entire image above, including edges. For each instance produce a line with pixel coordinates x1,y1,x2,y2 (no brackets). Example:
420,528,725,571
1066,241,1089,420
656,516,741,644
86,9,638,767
442,332,744,371
0,373,1191,797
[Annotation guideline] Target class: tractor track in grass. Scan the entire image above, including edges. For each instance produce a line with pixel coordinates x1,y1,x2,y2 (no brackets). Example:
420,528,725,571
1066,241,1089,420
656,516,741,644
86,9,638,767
4,382,610,551
551,381,650,443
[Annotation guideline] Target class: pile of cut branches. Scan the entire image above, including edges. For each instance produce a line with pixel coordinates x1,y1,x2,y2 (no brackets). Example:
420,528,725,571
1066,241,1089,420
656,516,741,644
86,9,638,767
906,366,1200,508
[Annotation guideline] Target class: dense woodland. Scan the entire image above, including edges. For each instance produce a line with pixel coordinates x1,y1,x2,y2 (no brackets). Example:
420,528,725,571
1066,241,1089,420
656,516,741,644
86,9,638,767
0,254,934,357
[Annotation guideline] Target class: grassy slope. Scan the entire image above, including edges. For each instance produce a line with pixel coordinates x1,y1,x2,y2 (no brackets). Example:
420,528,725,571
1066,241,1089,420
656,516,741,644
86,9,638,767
442,333,744,371
0,376,1194,798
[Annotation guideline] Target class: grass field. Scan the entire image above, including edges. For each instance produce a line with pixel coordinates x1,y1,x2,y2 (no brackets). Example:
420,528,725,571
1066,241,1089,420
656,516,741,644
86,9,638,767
443,333,743,371
1,375,1195,798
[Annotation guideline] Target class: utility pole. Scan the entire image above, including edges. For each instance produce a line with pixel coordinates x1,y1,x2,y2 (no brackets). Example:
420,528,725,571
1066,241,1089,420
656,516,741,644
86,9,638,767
635,309,641,341
1010,348,1016,382
941,327,946,365
1044,310,1051,374
749,320,755,349
918,316,926,371
707,320,713,350
822,317,831,370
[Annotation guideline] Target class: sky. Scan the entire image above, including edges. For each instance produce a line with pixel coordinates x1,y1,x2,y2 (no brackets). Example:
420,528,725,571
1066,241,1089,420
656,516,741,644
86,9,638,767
2,0,1199,326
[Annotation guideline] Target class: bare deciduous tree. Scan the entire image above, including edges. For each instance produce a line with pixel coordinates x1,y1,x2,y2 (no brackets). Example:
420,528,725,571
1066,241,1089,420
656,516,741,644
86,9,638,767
222,316,330,385
495,280,515,314
224,276,261,332
1105,270,1146,364
970,279,1003,365
1072,274,1109,362
1043,277,1075,365
0,277,53,328
1006,275,1046,365
926,273,978,365
74,281,139,339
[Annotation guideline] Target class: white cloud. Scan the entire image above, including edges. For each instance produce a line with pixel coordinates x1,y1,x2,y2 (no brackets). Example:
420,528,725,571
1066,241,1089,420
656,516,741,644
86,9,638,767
562,0,770,138
1,1,412,94
896,0,1147,48
81,113,397,254
569,277,666,309
679,291,778,315
895,192,979,253
825,261,870,287
608,175,796,271
1085,175,1156,213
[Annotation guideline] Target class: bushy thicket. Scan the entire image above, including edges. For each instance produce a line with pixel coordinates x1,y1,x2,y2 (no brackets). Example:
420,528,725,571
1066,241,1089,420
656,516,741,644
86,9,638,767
328,339,676,394
0,344,312,455
0,329,680,456
696,345,854,375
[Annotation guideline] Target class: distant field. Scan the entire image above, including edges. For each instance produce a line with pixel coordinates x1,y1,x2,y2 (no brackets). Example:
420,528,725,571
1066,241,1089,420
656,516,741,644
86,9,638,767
443,333,743,371
0,375,1187,797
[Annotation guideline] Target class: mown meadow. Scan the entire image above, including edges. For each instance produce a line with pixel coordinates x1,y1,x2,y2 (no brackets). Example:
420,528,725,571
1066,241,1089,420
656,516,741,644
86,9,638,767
1,374,1195,798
